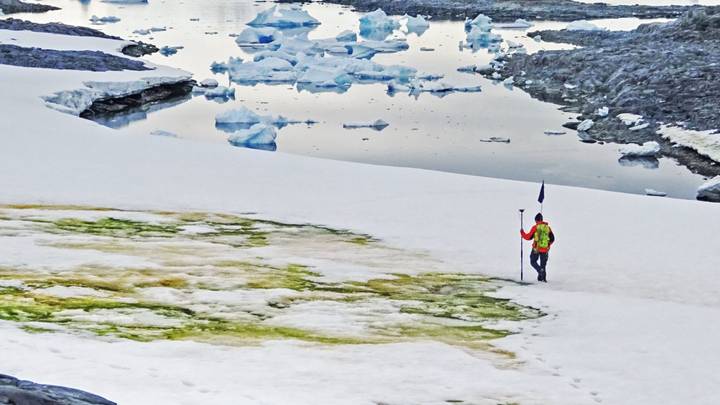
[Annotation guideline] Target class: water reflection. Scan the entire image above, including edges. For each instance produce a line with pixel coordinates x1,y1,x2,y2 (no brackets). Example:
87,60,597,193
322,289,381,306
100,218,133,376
92,95,191,129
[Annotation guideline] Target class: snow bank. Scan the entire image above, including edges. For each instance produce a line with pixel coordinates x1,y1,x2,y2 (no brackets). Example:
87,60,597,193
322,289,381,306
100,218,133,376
618,141,661,158
660,125,720,163
248,5,320,28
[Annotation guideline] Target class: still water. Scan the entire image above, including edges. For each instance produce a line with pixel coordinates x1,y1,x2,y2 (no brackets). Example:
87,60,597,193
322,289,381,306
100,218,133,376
10,0,711,199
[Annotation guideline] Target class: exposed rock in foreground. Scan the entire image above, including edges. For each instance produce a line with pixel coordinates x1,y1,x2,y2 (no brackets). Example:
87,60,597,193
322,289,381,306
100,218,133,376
80,80,196,118
121,41,160,57
0,45,150,71
0,0,59,14
0,374,116,405
484,8,720,183
0,18,121,40
306,0,694,22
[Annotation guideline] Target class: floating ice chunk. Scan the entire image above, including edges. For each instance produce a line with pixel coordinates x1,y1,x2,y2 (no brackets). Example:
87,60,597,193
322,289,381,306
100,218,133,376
405,80,482,94
335,30,358,42
211,57,243,73
343,119,389,131
90,15,121,25
253,50,299,66
465,26,502,49
134,26,166,35
227,58,297,84
596,106,609,117
359,9,400,40
697,176,720,201
420,47,434,52
617,113,643,126
630,122,650,131
465,14,493,31
150,130,178,138
159,46,183,56
479,137,510,143
204,86,235,99
619,141,661,158
544,130,566,136
495,19,533,29
645,189,667,197
216,106,265,126
236,27,282,46
404,14,430,35
565,20,606,31
506,40,523,49
228,124,277,149
345,39,409,59
200,78,219,88
577,119,594,132
248,5,320,28
298,66,352,88
277,36,322,55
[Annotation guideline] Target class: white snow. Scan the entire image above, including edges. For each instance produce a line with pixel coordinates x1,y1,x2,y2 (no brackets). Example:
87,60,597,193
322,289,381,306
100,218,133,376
565,20,607,31
617,113,644,126
1,21,720,405
596,106,609,117
660,125,720,163
618,141,661,158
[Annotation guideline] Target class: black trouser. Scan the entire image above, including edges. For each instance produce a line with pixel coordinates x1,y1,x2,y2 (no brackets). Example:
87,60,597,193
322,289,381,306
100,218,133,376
530,250,549,274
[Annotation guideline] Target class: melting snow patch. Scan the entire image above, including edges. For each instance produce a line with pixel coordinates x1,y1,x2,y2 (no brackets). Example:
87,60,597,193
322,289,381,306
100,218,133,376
618,141,661,158
617,113,644,126
660,126,720,163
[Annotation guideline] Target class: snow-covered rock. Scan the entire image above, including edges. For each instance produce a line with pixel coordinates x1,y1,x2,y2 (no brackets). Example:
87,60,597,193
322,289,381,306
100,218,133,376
343,119,389,130
577,119,594,132
618,141,661,158
565,20,606,31
248,5,320,28
697,176,720,201
617,113,643,126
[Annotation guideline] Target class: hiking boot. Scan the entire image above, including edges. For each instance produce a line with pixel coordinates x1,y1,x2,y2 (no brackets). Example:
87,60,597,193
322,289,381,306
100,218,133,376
537,272,543,282
540,270,547,283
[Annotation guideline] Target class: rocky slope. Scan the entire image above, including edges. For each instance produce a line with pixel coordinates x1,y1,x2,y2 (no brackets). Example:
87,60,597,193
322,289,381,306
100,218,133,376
0,374,116,405
0,0,58,14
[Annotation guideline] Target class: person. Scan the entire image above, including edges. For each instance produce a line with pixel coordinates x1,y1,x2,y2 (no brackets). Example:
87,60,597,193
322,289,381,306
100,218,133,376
521,213,555,282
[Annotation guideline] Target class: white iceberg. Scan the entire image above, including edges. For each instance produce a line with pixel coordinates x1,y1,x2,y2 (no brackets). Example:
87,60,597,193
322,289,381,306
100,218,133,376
335,30,358,42
204,86,235,99
216,106,265,126
404,14,430,35
235,27,282,46
465,14,493,31
343,119,389,131
565,20,606,31
248,5,320,28
227,124,277,148
359,9,400,40
494,19,534,29
618,141,661,158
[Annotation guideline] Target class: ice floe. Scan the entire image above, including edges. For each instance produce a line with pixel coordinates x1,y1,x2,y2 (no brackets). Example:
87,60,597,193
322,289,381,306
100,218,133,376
403,14,430,36
359,9,400,40
618,141,661,158
343,119,389,131
248,5,320,28
227,123,278,150
494,19,534,29
565,20,607,31
89,15,121,25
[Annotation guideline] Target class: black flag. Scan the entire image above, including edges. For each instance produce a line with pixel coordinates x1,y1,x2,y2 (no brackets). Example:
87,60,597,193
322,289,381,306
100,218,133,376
538,181,545,204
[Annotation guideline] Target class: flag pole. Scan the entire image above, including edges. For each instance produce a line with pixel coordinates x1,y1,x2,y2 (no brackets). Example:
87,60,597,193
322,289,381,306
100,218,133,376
519,209,525,282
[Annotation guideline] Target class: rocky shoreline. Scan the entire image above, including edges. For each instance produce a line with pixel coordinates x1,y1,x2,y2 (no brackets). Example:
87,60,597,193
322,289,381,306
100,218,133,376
0,374,116,405
305,0,696,22
0,0,58,14
80,80,196,118
483,8,720,184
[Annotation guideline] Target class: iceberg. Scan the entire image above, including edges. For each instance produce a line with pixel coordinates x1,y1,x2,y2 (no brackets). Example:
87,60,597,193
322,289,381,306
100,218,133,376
343,119,389,131
465,14,493,31
697,176,720,201
404,15,429,36
335,30,358,42
89,15,121,25
159,46,183,56
565,20,606,31
235,27,282,46
297,66,353,88
199,78,219,88
248,5,320,28
227,124,278,150
204,86,235,99
216,106,265,127
494,19,534,29
359,9,400,40
465,26,502,50
253,50,299,66
618,141,661,158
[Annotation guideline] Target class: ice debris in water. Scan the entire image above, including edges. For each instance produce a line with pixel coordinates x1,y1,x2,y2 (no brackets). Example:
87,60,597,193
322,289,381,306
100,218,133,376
619,141,661,158
236,27,283,46
89,15,121,25
645,189,667,197
159,46,183,56
697,176,720,201
335,30,358,42
387,79,481,97
203,86,235,99
133,27,166,35
463,14,502,51
596,106,609,117
227,123,278,150
577,119,594,132
343,119,389,131
199,78,219,88
215,106,305,131
479,137,511,143
617,113,644,126
565,20,607,31
248,5,320,28
494,19,534,29
403,14,430,36
360,9,400,40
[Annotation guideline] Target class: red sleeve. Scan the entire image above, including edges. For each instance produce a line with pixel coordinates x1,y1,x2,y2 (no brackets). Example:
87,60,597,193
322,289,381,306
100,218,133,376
521,225,536,240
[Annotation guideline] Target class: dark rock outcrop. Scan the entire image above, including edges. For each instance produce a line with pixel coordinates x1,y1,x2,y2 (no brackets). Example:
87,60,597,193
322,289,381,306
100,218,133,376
0,45,150,71
0,374,116,405
80,80,196,118
483,8,720,180
300,0,695,22
0,19,120,40
121,42,160,57
0,0,59,14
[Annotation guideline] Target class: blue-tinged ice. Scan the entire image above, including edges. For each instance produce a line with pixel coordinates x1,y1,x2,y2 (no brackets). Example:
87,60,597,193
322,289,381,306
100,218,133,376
227,124,278,151
248,5,320,28
359,9,400,40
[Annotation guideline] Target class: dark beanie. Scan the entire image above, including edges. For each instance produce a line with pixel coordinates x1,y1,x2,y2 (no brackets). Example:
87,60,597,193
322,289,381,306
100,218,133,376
535,213,543,222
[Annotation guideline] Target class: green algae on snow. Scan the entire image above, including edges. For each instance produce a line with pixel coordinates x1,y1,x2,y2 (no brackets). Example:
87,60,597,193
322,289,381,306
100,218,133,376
0,204,540,350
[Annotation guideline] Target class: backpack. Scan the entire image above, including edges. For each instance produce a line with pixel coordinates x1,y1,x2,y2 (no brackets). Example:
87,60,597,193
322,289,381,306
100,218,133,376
534,223,551,250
